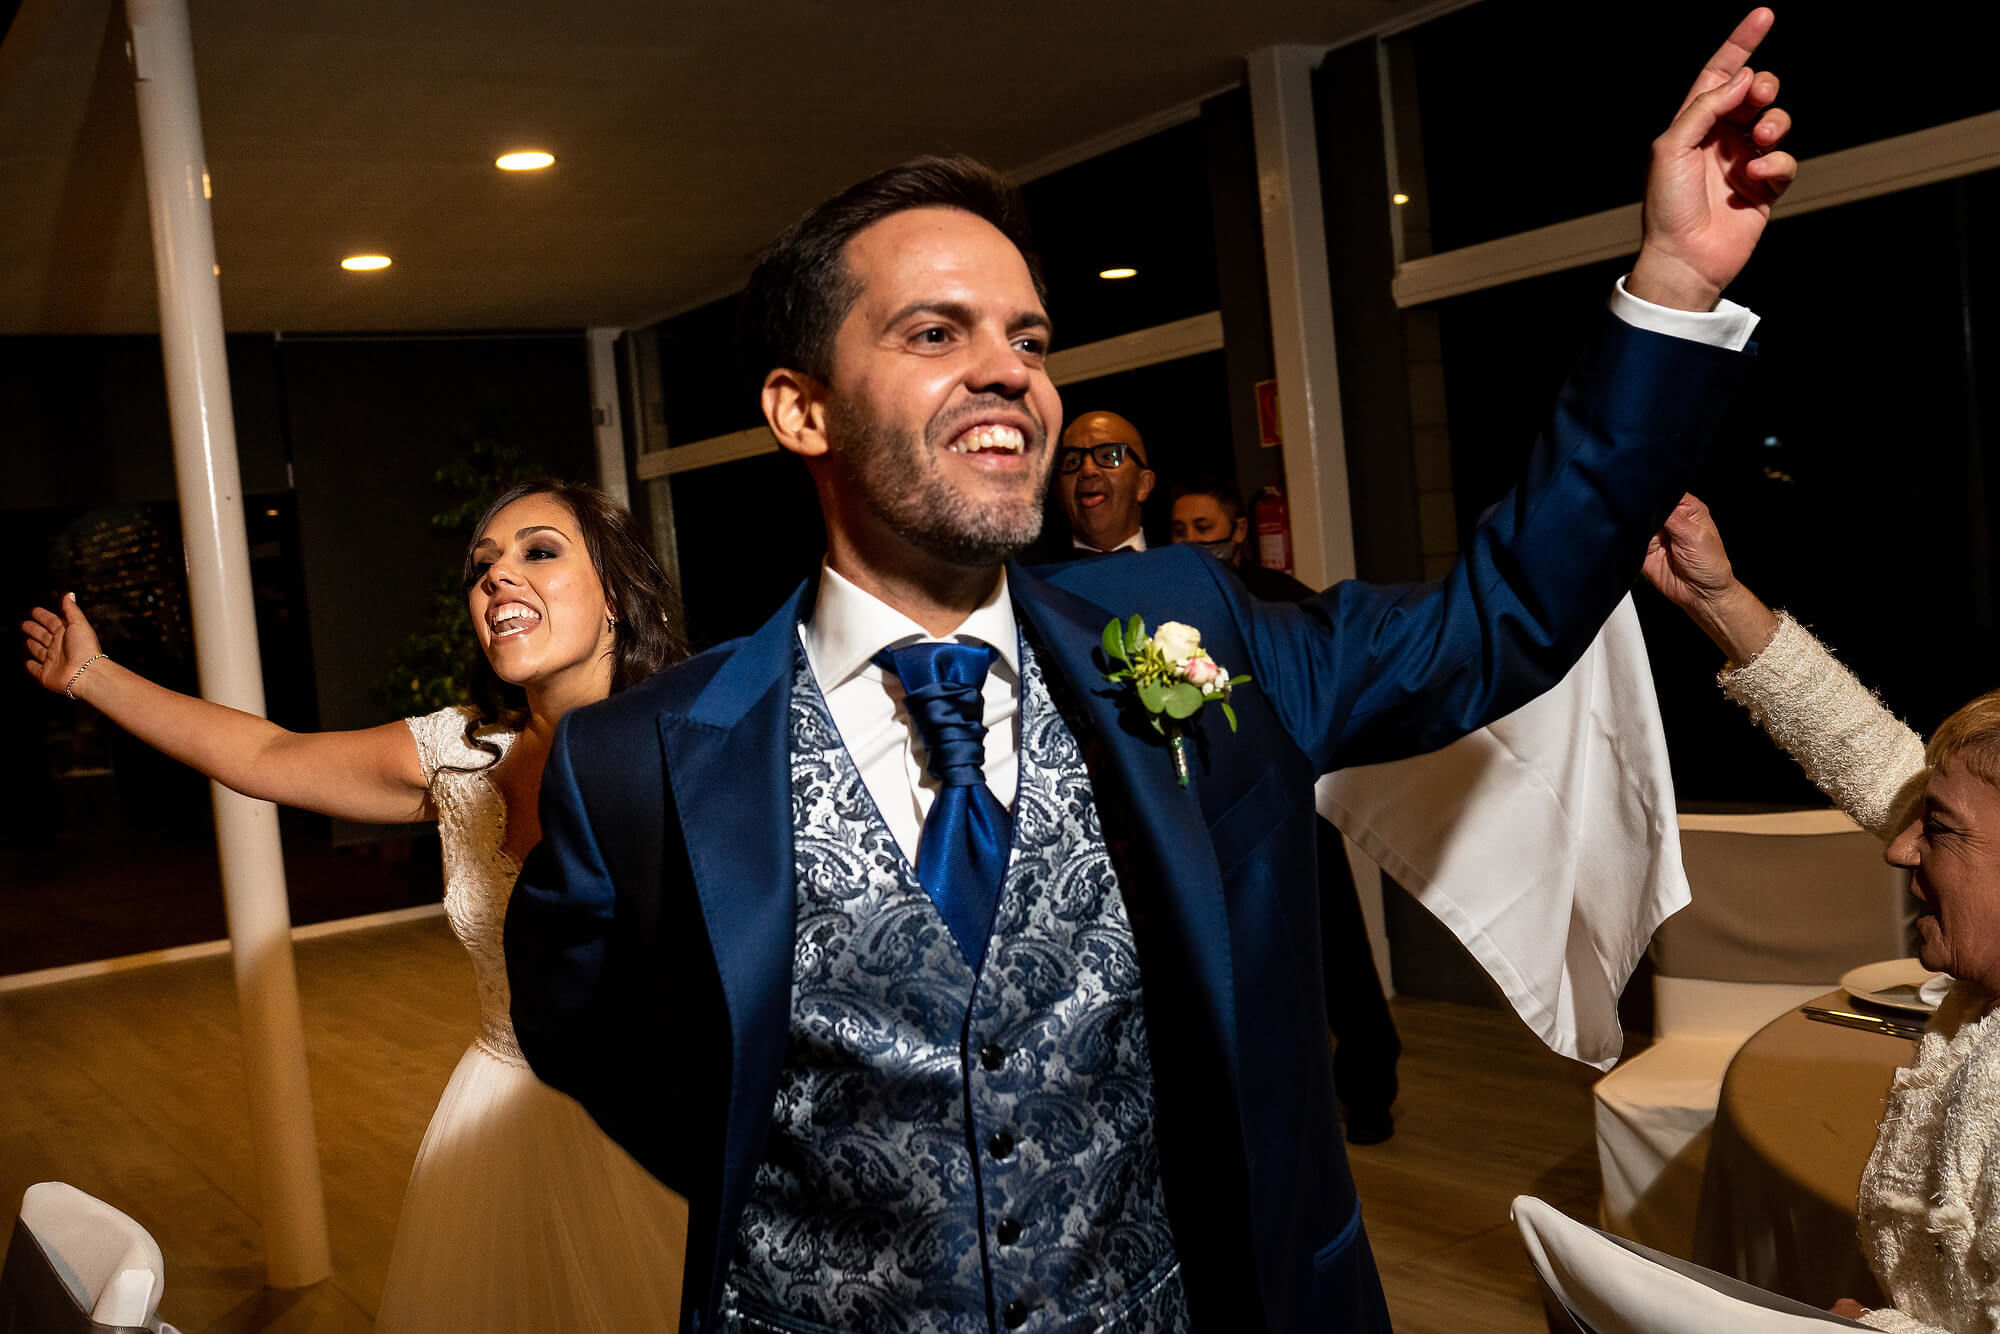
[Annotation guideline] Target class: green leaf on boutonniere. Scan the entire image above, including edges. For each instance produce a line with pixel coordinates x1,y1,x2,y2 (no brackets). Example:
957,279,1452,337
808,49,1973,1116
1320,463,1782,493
1137,677,1168,713
1219,701,1238,733
1125,614,1146,658
1227,674,1251,687
1150,716,1165,735
1163,682,1203,719
1102,619,1129,665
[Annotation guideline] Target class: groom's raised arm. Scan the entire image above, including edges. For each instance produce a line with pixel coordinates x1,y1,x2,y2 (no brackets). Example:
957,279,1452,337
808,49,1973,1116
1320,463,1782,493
1233,9,1796,772
1235,313,1742,773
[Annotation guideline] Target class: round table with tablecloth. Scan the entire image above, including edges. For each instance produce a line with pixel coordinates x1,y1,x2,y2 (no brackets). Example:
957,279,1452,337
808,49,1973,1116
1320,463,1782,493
1693,990,1917,1309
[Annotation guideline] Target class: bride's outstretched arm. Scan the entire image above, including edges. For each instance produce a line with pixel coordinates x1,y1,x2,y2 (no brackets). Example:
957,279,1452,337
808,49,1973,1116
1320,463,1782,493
1644,494,1927,839
23,593,430,825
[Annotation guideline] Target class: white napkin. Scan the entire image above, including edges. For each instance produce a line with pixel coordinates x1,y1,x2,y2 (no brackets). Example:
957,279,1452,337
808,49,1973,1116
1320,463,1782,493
1512,1194,1865,1330
1919,972,1954,1009
20,1182,168,1329
1317,596,1687,1071
96,1267,160,1326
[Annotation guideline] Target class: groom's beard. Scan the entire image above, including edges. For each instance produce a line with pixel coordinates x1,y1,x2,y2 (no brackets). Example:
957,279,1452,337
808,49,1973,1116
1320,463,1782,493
827,396,1049,567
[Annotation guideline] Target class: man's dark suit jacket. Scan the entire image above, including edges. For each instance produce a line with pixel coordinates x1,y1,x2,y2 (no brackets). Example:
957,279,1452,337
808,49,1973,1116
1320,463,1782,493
504,317,1752,1332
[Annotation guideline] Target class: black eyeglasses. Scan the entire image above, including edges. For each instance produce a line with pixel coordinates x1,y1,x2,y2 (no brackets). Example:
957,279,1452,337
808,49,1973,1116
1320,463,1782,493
1058,442,1149,474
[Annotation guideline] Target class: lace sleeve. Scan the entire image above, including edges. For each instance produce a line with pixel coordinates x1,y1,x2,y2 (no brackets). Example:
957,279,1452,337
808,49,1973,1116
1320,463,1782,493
404,705,484,785
1862,1307,1951,1334
1718,613,1927,840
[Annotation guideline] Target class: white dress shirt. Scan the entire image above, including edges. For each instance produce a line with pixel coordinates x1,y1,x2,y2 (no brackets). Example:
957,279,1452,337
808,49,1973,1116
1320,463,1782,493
1073,530,1147,554
799,280,1753,874
1610,274,1758,351
799,565,1021,866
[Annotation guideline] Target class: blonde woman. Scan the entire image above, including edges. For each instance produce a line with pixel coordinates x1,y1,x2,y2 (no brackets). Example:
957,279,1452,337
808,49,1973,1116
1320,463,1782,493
1649,493,1998,1334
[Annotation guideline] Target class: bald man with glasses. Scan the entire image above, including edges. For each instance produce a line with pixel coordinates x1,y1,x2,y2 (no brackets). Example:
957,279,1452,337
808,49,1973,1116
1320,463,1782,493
1056,410,1155,554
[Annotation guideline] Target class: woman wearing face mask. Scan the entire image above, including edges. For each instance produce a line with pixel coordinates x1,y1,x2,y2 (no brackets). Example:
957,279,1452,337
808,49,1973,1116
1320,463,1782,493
22,478,689,1332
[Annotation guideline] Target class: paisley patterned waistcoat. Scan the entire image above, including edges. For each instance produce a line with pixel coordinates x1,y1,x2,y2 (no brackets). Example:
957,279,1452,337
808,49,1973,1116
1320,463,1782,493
719,639,1188,1334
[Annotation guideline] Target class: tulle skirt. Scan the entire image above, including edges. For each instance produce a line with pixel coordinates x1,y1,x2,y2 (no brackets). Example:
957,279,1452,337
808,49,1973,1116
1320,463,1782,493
373,1041,688,1332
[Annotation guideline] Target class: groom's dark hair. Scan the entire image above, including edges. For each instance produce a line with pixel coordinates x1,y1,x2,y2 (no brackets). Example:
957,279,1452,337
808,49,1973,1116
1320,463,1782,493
739,154,1045,395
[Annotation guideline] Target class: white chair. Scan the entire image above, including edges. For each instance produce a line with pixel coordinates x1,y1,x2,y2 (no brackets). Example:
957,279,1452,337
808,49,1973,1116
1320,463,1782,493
1513,1194,1865,1332
1592,810,1911,1255
0,1183,181,1333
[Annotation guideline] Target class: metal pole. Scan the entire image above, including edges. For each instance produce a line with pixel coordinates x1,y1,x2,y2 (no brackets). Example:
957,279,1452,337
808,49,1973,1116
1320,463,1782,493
1249,47,1391,989
124,0,332,1288
587,327,632,508
1247,45,1357,592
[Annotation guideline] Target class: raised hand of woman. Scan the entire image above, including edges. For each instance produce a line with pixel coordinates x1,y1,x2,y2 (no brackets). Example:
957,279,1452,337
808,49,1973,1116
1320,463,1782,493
1642,494,1737,612
23,590,428,823
1642,493,1778,666
21,594,103,698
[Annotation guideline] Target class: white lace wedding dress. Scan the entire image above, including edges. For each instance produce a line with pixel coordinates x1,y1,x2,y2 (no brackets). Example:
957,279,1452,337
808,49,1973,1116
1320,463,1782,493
372,706,687,1332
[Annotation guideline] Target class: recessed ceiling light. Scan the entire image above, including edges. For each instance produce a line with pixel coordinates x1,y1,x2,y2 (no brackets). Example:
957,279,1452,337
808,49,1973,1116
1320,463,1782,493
496,151,555,171
341,255,392,271
1392,193,1411,205
1098,267,1138,280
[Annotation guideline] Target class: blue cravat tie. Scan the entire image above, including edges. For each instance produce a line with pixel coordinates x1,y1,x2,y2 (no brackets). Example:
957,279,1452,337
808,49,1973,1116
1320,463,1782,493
874,641,1011,968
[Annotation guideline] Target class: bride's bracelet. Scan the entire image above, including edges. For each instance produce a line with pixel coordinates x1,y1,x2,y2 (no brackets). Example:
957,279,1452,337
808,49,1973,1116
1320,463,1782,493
65,653,107,701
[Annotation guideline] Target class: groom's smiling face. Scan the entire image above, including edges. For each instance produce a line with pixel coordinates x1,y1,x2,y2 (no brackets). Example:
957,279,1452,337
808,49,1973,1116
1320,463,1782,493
818,206,1062,566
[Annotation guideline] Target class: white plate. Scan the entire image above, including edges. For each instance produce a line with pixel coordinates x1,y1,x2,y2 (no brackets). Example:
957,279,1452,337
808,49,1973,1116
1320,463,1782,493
1841,957,1951,1016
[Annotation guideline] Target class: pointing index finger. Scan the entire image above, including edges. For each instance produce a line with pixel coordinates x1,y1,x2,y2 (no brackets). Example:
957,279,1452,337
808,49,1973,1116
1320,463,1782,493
1678,7,1776,112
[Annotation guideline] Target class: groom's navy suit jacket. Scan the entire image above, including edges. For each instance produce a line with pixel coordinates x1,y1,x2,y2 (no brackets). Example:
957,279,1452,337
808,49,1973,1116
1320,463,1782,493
505,317,1752,1331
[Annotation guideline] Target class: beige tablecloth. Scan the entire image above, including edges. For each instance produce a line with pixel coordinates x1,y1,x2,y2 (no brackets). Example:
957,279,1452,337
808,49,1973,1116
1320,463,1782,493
1693,990,1916,1308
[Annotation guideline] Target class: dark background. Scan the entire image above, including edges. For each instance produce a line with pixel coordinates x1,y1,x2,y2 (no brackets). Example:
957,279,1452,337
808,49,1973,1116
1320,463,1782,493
1405,0,2000,253
4,332,594,970
1433,169,2000,805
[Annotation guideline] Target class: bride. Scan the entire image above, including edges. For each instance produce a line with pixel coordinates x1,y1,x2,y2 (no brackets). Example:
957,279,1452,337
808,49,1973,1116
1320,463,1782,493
21,478,689,1331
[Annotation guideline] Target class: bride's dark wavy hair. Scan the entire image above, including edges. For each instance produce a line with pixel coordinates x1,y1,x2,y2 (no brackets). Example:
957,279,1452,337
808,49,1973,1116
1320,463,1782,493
457,478,686,762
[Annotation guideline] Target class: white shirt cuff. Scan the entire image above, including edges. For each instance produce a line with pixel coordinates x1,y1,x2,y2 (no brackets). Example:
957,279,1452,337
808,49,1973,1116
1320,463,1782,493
1609,275,1759,352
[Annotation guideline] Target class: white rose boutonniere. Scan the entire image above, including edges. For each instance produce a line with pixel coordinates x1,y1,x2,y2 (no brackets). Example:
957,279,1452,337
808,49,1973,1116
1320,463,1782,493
1152,620,1203,666
1100,615,1251,787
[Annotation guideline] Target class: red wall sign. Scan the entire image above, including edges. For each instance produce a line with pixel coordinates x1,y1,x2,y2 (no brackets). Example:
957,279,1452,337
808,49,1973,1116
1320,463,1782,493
1255,379,1281,447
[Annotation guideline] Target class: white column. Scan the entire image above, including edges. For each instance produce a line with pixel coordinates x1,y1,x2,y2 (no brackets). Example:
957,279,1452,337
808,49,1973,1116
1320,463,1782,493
1247,45,1357,591
587,327,631,508
125,0,332,1288
1251,47,1391,995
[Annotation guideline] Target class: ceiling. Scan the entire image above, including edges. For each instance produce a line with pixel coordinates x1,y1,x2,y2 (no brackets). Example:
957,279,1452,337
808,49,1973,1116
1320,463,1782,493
0,0,1441,334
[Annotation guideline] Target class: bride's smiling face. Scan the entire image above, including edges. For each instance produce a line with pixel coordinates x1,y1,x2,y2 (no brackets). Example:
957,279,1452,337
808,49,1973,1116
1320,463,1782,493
466,494,616,690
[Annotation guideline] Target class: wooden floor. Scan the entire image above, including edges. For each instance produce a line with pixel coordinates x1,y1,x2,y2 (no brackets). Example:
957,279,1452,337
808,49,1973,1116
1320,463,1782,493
0,916,1594,1332
1354,1002,1600,1334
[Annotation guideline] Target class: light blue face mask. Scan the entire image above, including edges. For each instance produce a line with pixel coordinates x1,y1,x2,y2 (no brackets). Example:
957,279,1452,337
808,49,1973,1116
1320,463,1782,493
1193,536,1240,564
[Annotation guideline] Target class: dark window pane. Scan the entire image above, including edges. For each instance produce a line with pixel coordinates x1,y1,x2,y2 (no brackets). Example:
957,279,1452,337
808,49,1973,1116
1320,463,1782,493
1431,174,1996,803
669,451,825,651
3,333,594,973
656,294,764,446
2,495,445,974
1398,1,2000,253
1,334,290,507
